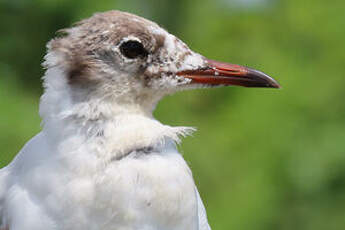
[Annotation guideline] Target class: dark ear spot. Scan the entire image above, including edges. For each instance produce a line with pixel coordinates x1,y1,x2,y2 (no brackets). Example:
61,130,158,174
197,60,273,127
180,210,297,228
67,56,90,84
65,53,101,85
48,39,96,85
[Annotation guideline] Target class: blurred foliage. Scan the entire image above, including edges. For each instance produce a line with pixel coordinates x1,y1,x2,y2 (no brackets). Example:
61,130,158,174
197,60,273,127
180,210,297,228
1,0,345,229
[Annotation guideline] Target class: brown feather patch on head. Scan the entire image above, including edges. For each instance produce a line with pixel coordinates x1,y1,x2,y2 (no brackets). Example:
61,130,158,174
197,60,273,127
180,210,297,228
66,54,93,84
46,10,167,85
47,38,97,85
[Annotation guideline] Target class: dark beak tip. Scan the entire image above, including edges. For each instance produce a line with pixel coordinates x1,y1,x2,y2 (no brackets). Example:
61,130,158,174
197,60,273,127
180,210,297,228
247,68,280,89
268,78,281,89
264,79,281,89
272,82,281,89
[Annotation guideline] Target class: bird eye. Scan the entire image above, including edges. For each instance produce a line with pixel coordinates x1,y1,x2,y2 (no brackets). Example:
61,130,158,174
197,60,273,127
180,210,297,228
119,40,148,59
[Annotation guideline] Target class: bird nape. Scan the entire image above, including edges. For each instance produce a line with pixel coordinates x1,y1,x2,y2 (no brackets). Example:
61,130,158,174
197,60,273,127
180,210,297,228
0,10,279,230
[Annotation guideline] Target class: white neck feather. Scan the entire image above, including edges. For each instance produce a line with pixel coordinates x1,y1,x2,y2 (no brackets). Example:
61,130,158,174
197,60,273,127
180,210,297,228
39,66,195,160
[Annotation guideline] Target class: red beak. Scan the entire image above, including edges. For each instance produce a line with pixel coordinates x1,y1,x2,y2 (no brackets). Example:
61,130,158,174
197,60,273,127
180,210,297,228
177,59,280,88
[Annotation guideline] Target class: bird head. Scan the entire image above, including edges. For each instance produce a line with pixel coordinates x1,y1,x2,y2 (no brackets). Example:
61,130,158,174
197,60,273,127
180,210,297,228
42,10,279,118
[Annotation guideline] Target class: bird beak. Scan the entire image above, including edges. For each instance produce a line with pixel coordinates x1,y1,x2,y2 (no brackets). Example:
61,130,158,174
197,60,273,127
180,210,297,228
177,59,280,88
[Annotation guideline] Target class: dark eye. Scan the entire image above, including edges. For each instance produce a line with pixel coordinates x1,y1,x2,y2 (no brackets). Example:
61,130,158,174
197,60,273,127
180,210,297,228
119,40,148,59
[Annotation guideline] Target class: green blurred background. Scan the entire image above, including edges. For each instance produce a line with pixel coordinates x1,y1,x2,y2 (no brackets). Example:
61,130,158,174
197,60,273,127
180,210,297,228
1,0,345,229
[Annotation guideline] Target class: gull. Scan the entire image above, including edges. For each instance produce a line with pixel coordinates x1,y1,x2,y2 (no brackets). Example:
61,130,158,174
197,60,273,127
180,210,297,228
0,10,279,230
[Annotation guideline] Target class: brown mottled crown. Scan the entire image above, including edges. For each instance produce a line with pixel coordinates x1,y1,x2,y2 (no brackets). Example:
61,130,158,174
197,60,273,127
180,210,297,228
46,11,165,84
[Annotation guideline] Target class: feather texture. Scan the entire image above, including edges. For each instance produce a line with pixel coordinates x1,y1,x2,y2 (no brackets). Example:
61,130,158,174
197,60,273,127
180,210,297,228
1,10,212,230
